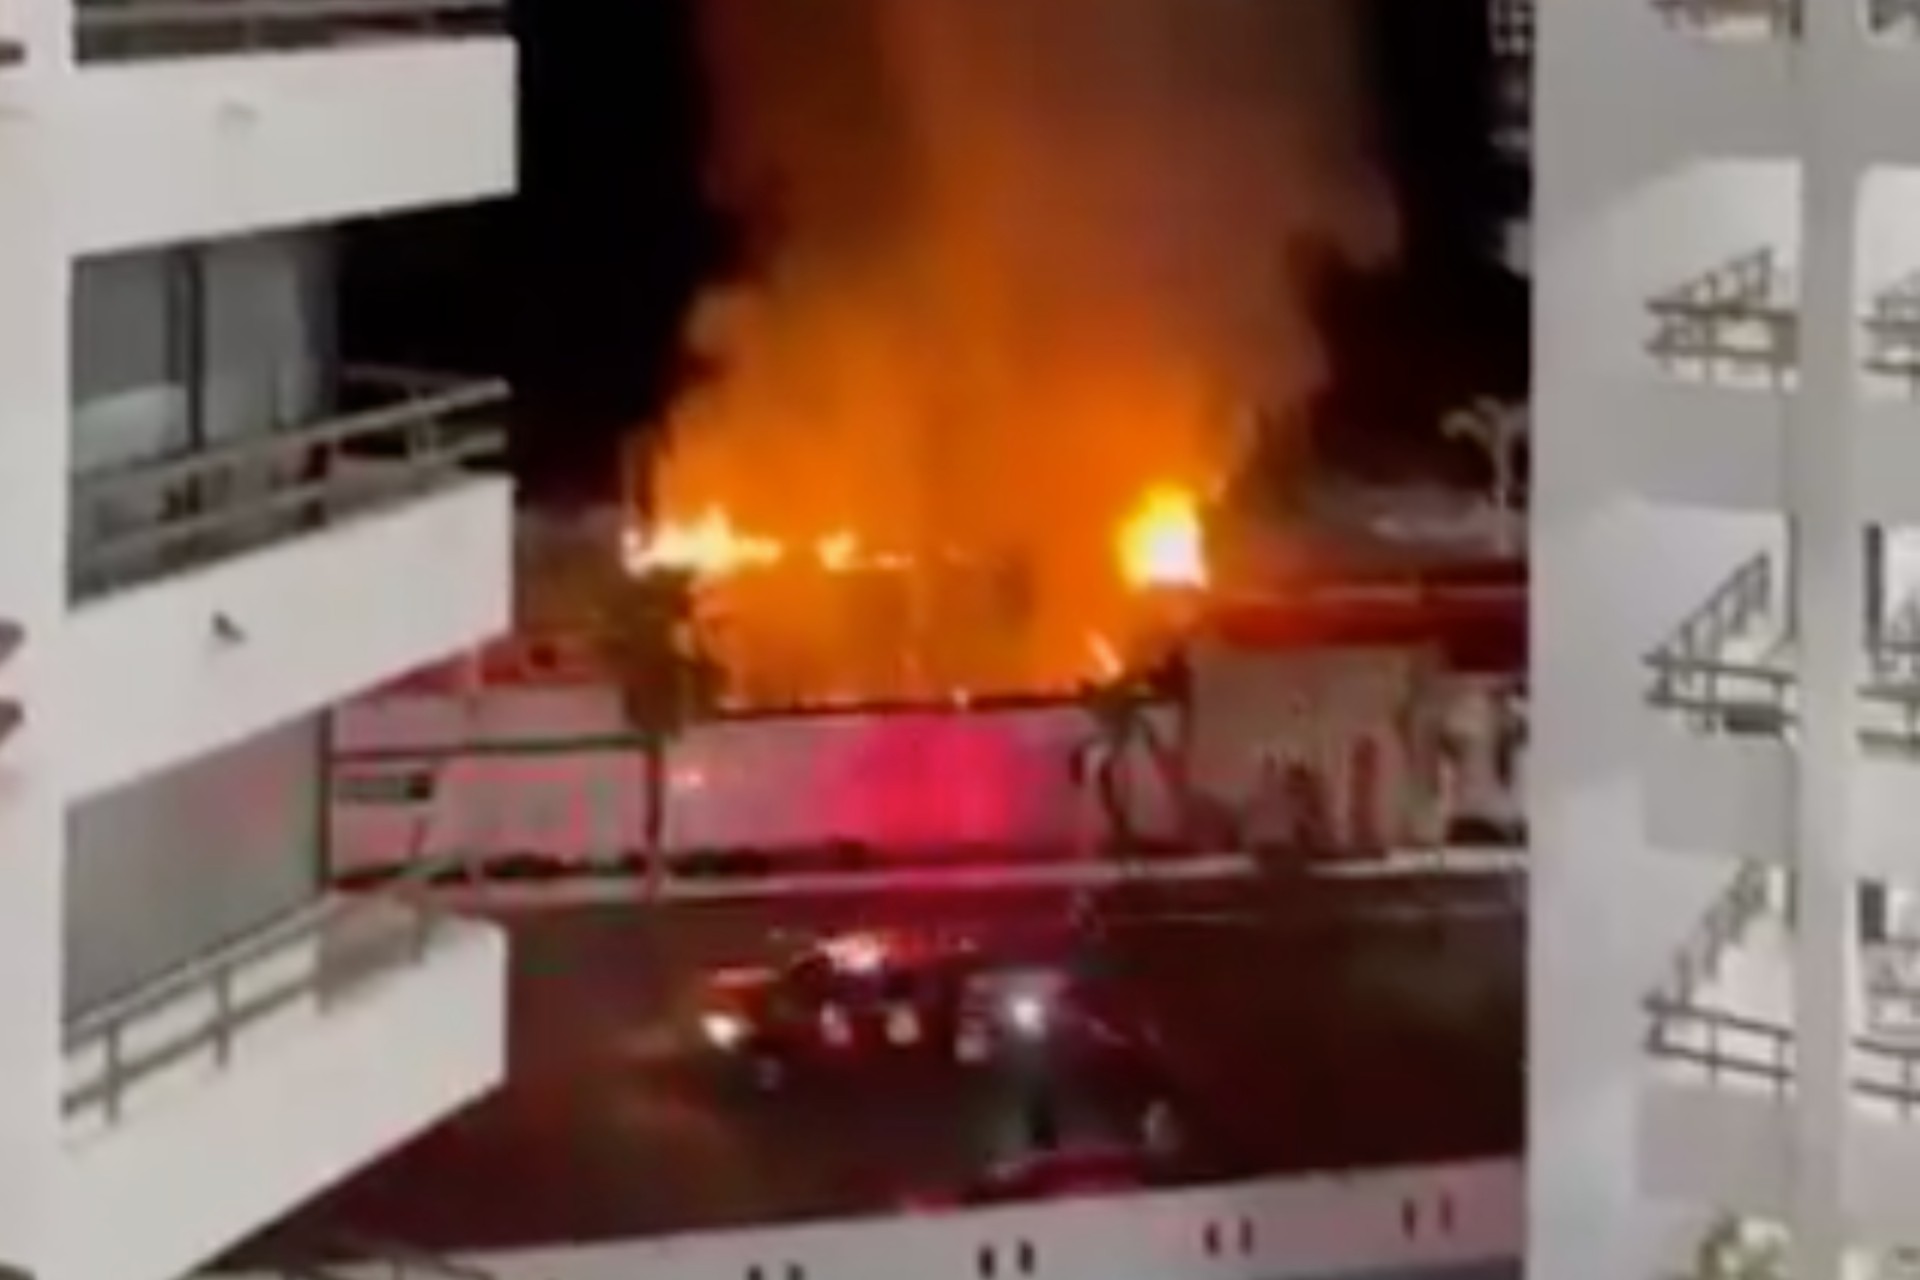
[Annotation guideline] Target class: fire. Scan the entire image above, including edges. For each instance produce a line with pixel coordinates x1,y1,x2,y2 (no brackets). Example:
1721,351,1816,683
1086,631,1124,680
621,506,782,578
1116,484,1207,590
623,509,916,581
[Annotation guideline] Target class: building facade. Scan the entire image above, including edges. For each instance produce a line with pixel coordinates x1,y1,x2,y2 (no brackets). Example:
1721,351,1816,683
1534,2,1920,1279
0,3,515,1278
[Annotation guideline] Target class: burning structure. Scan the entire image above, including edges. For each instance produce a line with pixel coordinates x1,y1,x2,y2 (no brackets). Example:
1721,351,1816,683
625,0,1396,706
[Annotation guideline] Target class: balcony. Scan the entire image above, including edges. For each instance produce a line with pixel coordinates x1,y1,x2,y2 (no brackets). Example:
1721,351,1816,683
1637,550,1920,871
1488,0,1532,161
63,371,511,799
74,0,503,63
1647,249,1797,391
1642,969,1920,1230
1632,869,1920,1221
1649,0,1798,39
1636,251,1920,518
51,874,504,1280
70,371,503,601
60,0,513,253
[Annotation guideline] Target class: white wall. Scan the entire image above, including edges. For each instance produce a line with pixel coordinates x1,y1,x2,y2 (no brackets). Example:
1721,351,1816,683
65,716,322,1014
263,1160,1519,1280
327,655,1528,873
1855,168,1920,315
65,479,513,800
329,700,1186,870
49,914,505,1280
60,42,516,255
0,89,75,1277
1533,55,1796,1279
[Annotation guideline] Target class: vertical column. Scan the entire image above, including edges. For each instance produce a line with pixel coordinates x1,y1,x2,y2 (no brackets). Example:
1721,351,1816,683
0,0,72,72
0,82,68,1277
1789,7,1863,1279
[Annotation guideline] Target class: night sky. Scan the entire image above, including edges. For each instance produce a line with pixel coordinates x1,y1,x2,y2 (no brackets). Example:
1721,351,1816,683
340,0,1525,506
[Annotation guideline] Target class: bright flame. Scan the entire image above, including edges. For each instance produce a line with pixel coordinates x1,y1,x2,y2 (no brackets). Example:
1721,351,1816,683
1086,631,1123,680
625,511,923,581
623,506,784,578
1116,485,1206,589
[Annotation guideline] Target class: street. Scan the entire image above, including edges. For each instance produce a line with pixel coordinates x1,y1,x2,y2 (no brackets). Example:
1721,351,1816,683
240,876,1522,1256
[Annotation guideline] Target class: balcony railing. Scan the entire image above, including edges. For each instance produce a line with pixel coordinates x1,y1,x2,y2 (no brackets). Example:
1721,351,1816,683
1647,249,1798,389
1661,863,1777,1005
1649,0,1800,38
69,370,505,601
75,0,504,62
1488,0,1535,58
62,862,450,1127
1647,998,1920,1118
1644,1000,1794,1094
1868,0,1920,35
1867,937,1920,1032
1865,270,1920,394
1645,551,1789,733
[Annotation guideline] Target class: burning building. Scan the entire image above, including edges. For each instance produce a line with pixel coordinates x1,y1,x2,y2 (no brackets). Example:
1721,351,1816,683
624,0,1396,706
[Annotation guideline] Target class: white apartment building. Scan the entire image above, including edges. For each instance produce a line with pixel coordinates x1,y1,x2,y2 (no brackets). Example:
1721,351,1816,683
0,3,515,1279
1490,0,1534,275
1533,2,1920,1279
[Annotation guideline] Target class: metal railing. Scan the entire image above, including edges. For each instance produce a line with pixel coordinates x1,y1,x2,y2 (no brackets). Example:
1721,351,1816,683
1488,0,1535,58
1866,936,1920,1033
1647,248,1798,387
1865,269,1920,393
75,0,503,62
69,371,505,600
1644,999,1794,1094
1649,0,1800,36
1856,1035,1920,1118
1646,998,1920,1117
257,1233,499,1280
1660,863,1776,1006
1868,0,1920,34
1645,553,1788,732
63,865,447,1126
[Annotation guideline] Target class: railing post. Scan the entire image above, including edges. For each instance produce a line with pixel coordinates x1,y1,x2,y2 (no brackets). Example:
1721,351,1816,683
103,1025,123,1124
213,963,233,1068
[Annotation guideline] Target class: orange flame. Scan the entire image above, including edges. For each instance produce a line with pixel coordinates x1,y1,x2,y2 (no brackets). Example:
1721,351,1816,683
1116,484,1206,590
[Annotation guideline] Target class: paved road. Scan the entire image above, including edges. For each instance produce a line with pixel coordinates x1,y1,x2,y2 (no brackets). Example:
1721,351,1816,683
241,878,1522,1256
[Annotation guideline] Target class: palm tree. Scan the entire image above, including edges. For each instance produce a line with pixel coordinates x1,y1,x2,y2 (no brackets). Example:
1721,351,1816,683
1076,669,1167,862
1689,1216,1787,1280
1440,396,1528,559
593,567,725,896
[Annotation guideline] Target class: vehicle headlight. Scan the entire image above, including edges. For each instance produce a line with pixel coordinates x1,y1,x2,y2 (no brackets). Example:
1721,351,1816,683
1004,992,1048,1038
701,1011,748,1050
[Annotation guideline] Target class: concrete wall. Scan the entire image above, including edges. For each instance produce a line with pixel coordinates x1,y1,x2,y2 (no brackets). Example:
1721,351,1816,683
1533,18,1801,1277
65,715,323,1014
59,42,516,255
54,914,505,1280
327,653,1527,874
250,1160,1519,1280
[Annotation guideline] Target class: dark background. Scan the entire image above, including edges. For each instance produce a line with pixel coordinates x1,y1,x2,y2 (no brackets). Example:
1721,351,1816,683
339,0,1526,507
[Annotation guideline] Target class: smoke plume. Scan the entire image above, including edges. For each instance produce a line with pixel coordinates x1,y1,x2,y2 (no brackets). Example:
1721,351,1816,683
656,0,1395,697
